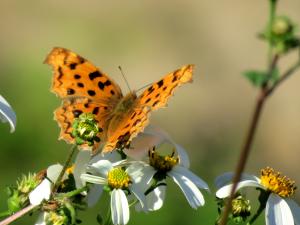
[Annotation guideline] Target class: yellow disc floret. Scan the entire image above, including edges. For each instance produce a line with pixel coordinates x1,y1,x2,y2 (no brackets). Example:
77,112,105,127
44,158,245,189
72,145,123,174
107,168,131,189
260,167,297,197
149,147,179,173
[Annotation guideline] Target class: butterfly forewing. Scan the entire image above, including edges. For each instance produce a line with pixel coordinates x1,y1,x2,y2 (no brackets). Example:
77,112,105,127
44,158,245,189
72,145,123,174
45,47,123,101
138,64,194,110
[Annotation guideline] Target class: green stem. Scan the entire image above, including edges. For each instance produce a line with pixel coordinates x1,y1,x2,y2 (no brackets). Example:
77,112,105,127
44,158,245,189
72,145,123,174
52,145,77,193
267,0,277,64
103,206,112,225
248,204,265,224
61,186,88,198
0,205,37,225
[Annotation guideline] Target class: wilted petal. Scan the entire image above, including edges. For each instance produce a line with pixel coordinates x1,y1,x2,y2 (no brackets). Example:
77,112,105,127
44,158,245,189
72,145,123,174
29,179,51,205
266,194,294,225
215,172,260,189
285,199,300,225
73,150,92,188
87,184,103,207
0,95,16,133
172,166,209,191
126,125,170,160
47,164,63,183
111,189,129,225
168,171,205,208
175,143,190,168
216,180,263,199
126,162,147,183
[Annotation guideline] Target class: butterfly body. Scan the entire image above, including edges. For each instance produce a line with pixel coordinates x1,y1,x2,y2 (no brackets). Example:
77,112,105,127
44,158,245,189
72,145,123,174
45,47,194,154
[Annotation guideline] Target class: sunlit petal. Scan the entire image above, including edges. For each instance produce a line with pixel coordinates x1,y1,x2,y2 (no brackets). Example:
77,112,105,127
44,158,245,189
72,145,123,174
80,174,106,185
215,172,261,189
266,194,294,225
130,183,146,209
216,180,263,199
47,164,63,183
145,185,166,211
89,160,113,176
169,171,205,208
111,189,129,225
285,199,300,225
0,95,16,133
172,166,209,190
29,179,51,205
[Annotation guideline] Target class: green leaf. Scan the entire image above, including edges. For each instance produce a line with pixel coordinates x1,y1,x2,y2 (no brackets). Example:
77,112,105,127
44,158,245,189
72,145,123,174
243,68,279,87
243,70,266,87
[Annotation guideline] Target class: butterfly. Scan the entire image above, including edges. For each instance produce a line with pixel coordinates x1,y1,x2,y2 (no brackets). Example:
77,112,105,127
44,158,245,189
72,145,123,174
45,47,194,154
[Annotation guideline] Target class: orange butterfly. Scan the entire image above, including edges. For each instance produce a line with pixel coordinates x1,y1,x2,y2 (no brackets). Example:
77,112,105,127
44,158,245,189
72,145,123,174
45,47,193,154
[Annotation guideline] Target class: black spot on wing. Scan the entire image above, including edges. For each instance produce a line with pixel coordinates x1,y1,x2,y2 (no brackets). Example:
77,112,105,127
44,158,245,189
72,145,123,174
157,80,164,88
72,110,83,117
69,63,77,70
74,74,81,79
110,90,115,95
146,86,154,96
84,103,89,108
145,98,151,104
98,81,105,90
130,112,137,119
58,66,63,79
104,80,112,86
77,82,84,88
92,107,99,115
163,86,167,91
87,90,96,96
67,88,75,95
152,100,159,107
89,71,103,80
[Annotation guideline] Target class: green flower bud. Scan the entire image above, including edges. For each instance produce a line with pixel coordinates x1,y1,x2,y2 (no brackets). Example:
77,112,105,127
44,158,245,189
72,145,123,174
72,113,101,146
231,195,251,219
272,16,293,36
17,173,41,194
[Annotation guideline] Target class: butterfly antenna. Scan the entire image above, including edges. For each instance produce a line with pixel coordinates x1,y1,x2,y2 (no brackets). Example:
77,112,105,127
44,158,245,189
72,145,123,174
136,82,152,93
118,66,132,92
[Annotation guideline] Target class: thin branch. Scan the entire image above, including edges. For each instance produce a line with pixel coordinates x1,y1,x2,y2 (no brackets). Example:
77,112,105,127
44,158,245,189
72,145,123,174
0,205,36,225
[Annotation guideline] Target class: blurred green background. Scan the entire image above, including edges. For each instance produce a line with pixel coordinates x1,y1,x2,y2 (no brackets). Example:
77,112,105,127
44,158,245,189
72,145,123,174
1,0,300,224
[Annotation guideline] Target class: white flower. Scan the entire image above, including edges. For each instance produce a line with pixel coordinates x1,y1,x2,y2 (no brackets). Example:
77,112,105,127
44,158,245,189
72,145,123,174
29,164,63,206
81,159,146,225
0,95,16,132
128,125,209,211
215,167,300,225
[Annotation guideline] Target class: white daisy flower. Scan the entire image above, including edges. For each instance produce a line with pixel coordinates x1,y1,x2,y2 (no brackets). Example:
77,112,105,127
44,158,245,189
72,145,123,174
0,95,16,132
128,125,209,211
80,159,146,225
215,167,300,225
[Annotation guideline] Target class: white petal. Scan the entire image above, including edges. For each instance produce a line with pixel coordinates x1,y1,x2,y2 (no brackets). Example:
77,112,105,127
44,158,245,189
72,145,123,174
130,183,147,209
216,180,262,199
175,143,190,168
89,160,113,176
146,185,166,211
125,125,170,160
126,162,147,183
0,95,16,133
80,174,106,185
285,199,300,225
172,166,209,190
266,194,294,225
92,151,122,163
29,179,51,205
73,150,92,188
35,212,47,225
47,164,63,183
215,172,261,189
168,171,205,208
87,184,103,207
111,189,129,225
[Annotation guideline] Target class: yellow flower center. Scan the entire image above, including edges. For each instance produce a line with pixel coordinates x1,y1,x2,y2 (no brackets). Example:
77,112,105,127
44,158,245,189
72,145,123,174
66,164,75,174
260,167,297,197
149,147,179,173
107,168,131,189
47,211,67,225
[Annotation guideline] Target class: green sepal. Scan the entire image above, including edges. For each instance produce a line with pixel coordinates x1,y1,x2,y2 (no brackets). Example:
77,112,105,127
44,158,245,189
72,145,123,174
7,189,22,213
